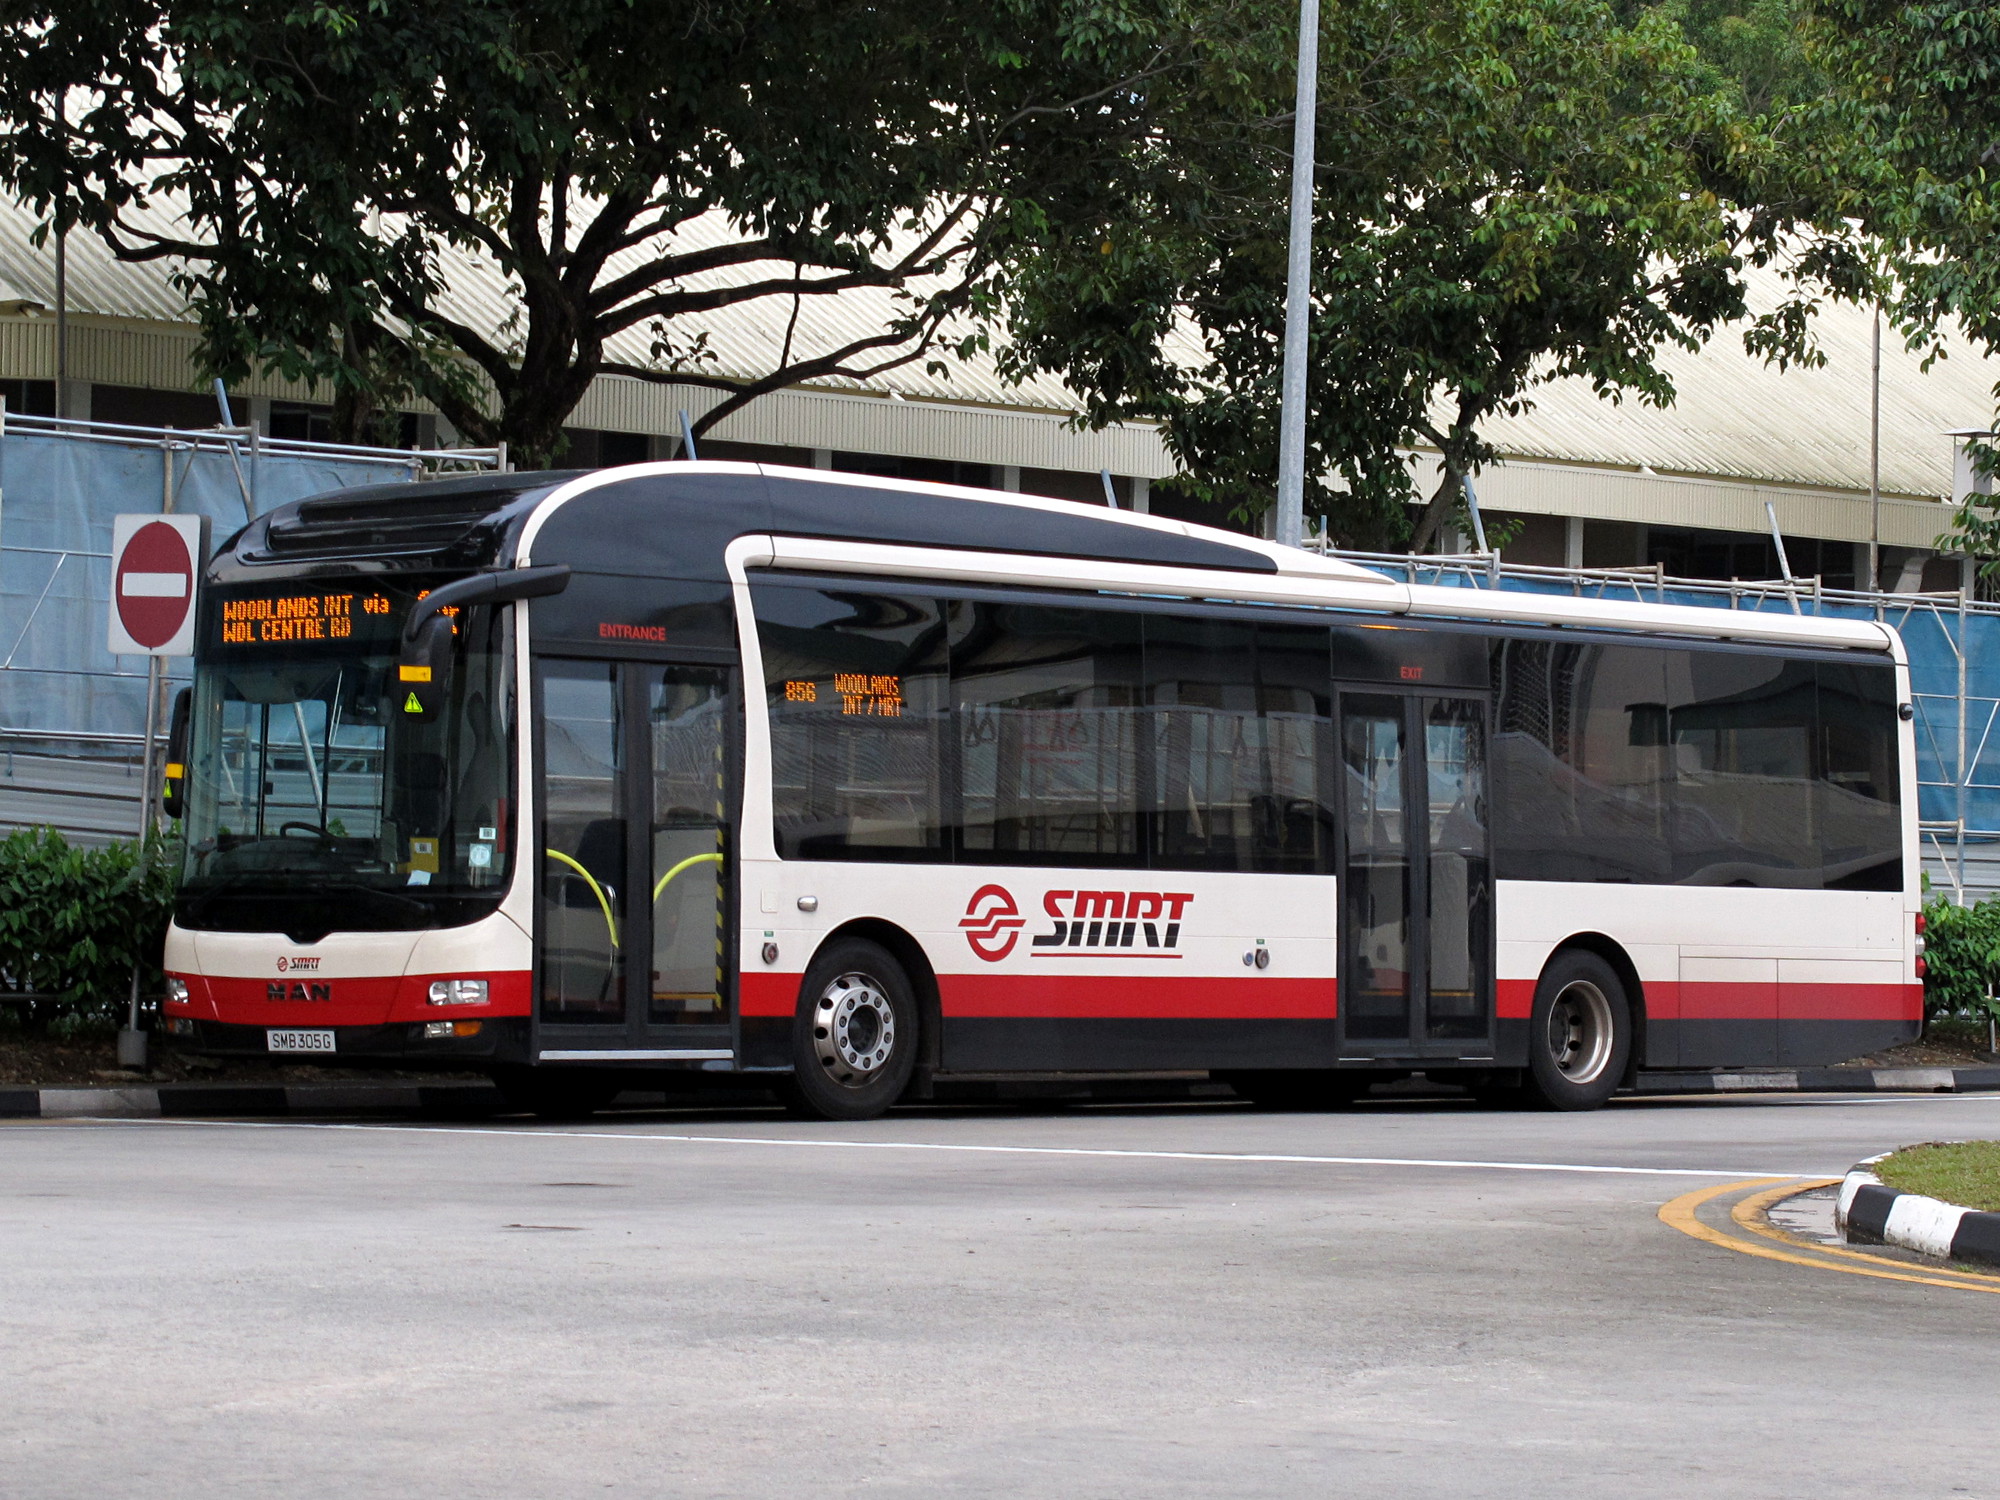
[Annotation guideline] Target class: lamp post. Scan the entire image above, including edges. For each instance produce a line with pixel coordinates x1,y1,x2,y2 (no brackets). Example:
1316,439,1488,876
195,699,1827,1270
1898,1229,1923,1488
1272,0,1318,549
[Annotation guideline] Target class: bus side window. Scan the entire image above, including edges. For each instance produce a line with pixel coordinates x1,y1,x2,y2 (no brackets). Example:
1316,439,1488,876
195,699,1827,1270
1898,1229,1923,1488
1144,617,1332,875
754,583,949,861
1665,651,1816,886
1490,640,1670,884
951,600,1143,866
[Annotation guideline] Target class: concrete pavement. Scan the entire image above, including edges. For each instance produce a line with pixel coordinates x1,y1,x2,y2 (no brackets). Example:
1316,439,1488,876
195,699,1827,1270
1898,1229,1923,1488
4,1092,1998,1498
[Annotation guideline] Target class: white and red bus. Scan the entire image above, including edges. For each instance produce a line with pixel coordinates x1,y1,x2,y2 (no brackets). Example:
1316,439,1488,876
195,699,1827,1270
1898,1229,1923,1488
159,462,1921,1117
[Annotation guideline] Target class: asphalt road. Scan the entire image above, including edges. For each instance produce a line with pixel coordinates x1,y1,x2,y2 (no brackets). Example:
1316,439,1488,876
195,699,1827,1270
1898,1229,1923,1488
5,1091,1999,1499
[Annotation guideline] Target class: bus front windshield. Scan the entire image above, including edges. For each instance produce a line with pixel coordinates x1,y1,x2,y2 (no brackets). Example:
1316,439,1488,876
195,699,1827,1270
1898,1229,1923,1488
176,581,514,935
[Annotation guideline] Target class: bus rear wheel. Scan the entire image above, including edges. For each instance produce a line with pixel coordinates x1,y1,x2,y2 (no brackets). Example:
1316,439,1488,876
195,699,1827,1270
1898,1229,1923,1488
1524,950,1631,1111
782,938,919,1121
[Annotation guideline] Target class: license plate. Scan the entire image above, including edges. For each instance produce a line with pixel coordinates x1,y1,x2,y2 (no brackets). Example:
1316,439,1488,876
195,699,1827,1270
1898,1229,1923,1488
267,1029,336,1053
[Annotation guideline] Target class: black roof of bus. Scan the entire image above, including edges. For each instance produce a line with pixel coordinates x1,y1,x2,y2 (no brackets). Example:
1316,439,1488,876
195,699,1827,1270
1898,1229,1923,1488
215,464,1279,583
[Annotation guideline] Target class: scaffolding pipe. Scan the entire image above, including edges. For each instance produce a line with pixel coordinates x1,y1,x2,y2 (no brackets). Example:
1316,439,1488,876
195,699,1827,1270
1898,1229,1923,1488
1960,581,1970,903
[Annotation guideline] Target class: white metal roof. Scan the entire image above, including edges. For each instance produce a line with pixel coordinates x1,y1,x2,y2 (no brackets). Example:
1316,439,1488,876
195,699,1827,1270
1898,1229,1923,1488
1462,260,1998,501
1,193,1993,500
0,194,1095,415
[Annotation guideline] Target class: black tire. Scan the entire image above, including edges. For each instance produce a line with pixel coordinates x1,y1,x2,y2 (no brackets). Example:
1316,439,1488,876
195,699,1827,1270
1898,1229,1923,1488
1524,949,1631,1111
1220,1070,1371,1110
492,1067,623,1121
781,938,920,1121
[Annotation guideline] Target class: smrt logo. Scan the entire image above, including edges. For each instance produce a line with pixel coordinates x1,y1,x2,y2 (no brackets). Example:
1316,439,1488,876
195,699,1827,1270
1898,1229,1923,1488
960,884,1025,962
277,956,320,973
1033,890,1193,954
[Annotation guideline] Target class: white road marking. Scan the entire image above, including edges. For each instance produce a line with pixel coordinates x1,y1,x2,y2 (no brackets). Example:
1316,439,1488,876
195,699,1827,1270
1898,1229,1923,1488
103,1117,1816,1178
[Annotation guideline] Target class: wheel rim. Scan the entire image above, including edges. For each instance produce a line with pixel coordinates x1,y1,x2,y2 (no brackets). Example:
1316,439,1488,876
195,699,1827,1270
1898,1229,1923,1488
811,971,897,1087
1546,979,1614,1085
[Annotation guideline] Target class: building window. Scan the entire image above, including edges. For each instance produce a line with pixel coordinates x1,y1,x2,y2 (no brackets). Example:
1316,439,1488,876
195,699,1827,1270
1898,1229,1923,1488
0,379,56,417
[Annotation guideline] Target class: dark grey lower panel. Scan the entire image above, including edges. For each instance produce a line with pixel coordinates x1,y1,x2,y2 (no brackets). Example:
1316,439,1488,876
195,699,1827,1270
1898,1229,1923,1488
941,1018,1343,1073
1659,1017,1916,1070
1779,1018,1920,1066
1673,1019,1779,1069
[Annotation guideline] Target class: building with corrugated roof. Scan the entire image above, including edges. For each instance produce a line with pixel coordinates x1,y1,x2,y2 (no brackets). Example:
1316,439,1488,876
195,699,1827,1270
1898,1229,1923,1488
3,193,1995,586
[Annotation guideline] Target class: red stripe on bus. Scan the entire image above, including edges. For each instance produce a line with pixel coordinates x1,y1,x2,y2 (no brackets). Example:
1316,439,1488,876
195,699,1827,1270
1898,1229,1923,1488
1674,981,1920,1021
1780,983,1924,1020
187,970,532,1026
940,974,1337,1020
1500,978,1920,1022
739,972,800,1017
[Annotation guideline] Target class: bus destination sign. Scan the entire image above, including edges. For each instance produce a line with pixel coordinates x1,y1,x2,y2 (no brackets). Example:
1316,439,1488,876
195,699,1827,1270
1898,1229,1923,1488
783,674,904,717
220,591,393,646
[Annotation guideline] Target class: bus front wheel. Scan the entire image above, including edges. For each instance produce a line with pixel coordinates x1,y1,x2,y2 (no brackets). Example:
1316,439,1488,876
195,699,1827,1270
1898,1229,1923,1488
1524,950,1631,1111
782,938,919,1121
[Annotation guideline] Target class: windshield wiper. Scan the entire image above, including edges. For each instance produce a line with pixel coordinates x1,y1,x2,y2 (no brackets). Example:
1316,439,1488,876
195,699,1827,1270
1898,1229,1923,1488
314,881,440,924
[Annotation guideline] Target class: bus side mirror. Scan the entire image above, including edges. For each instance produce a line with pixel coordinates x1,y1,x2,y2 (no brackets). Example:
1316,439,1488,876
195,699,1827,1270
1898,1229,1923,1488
162,687,191,821
397,564,570,721
399,613,456,720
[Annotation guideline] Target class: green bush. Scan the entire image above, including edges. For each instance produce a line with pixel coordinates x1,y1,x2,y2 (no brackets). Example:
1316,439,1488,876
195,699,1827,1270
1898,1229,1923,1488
0,828,178,1031
1922,894,2000,1024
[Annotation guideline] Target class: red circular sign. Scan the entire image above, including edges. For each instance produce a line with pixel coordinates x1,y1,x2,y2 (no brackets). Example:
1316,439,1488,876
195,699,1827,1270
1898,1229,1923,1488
114,521,195,649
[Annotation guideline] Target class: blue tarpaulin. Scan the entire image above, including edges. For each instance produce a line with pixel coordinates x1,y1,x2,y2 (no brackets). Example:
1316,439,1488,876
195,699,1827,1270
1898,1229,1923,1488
0,428,424,742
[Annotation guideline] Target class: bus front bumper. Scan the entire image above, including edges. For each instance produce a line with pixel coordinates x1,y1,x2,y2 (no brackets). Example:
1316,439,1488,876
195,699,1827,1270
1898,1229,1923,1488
157,1016,530,1067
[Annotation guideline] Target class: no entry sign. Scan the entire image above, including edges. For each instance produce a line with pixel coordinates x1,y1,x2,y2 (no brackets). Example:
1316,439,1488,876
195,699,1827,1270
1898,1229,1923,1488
107,513,209,656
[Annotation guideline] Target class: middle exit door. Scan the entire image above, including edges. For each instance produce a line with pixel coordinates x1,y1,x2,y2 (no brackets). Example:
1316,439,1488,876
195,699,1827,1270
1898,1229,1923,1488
1337,692,1495,1059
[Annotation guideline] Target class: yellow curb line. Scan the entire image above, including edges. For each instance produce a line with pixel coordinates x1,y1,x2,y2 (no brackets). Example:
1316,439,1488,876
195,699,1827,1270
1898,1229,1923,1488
1659,1178,2000,1295
1734,1180,2000,1287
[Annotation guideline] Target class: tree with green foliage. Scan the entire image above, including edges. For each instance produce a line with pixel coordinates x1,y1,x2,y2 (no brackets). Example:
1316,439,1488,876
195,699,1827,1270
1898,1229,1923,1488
1619,0,1826,115
1808,0,2000,562
0,0,1257,466
1005,0,1865,545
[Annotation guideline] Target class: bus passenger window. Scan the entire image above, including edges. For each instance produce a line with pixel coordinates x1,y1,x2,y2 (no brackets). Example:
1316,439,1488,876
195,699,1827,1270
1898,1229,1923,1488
951,601,1143,866
1665,652,1816,886
1144,617,1332,874
1814,662,1902,891
753,583,948,861
1490,641,1670,883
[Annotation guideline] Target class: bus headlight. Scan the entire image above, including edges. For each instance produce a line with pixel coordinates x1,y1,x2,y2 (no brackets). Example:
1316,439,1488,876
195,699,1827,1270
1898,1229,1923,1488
165,977,190,1006
427,978,489,1006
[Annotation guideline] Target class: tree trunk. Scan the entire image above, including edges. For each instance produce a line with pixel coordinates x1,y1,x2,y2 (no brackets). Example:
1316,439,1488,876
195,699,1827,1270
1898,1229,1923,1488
329,327,379,448
1408,464,1463,555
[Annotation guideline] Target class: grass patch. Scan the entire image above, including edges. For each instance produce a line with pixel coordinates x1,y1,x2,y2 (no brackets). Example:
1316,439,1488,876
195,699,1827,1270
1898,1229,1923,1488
1874,1141,2000,1213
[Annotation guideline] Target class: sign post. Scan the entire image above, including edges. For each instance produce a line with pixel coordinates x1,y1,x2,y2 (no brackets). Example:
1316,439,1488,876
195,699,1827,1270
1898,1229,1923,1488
107,511,207,1071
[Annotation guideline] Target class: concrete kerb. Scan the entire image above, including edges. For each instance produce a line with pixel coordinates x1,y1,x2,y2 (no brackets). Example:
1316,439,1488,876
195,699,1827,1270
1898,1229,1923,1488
1837,1148,2000,1270
1,1066,1998,1121
0,1081,507,1121
1635,1066,2000,1095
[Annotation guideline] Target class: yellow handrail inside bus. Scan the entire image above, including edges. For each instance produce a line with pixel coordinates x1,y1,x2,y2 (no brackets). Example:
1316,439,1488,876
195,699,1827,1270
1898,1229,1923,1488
544,848,618,948
654,851,724,903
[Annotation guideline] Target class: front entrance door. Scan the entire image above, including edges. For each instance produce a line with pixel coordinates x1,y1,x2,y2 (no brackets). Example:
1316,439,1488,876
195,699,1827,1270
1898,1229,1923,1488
1337,692,1493,1058
535,658,735,1062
